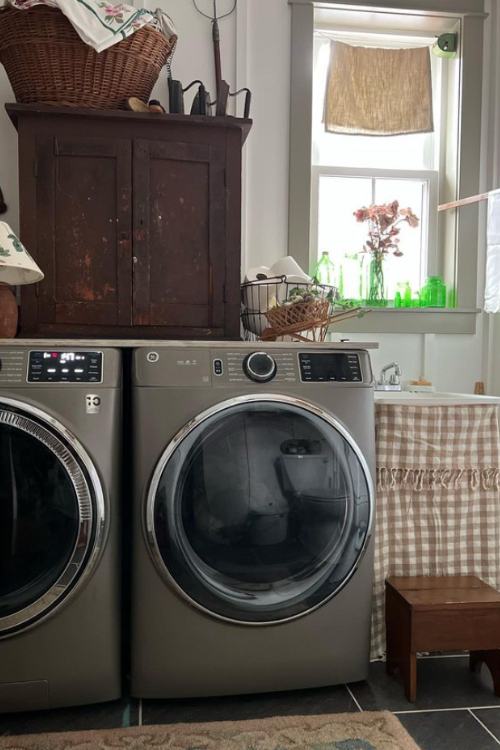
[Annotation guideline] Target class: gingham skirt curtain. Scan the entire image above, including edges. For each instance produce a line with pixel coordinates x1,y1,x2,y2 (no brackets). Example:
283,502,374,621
371,404,500,659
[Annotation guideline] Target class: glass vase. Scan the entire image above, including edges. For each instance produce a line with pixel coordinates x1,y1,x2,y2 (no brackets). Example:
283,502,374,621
367,256,387,307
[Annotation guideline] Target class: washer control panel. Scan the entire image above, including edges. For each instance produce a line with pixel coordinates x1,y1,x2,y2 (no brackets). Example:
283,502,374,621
27,351,103,383
226,351,297,384
299,352,362,383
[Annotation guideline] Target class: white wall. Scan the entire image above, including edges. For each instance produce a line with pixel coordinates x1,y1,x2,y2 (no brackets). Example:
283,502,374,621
0,66,18,233
143,0,237,114
0,0,497,392
144,0,291,272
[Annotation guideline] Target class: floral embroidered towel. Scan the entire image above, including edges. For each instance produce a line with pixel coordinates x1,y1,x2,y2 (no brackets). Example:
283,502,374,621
0,0,177,53
324,40,433,136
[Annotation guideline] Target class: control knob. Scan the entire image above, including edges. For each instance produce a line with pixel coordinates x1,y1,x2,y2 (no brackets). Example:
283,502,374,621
243,352,277,383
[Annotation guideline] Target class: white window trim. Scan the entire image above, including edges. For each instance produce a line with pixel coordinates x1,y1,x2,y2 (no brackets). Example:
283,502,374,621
288,0,486,334
310,166,439,286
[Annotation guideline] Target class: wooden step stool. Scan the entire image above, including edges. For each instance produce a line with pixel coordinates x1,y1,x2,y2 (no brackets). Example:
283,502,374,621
385,575,500,702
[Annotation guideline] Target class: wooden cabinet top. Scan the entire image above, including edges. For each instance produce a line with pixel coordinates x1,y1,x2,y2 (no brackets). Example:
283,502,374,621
6,103,252,143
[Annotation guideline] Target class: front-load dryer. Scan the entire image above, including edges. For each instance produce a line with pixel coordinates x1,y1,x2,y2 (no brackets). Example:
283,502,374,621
131,343,375,699
0,346,122,713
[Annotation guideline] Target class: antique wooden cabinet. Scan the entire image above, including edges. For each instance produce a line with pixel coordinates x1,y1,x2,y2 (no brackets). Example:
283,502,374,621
7,104,251,339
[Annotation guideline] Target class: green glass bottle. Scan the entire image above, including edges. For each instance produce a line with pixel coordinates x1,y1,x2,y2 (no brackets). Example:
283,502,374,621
420,282,428,306
338,263,345,299
426,276,447,307
403,282,412,308
313,251,336,286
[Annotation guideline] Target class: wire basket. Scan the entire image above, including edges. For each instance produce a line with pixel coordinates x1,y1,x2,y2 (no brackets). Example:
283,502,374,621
241,276,337,342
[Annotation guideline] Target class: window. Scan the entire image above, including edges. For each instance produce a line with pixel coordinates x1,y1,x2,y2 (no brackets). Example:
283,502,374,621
313,170,436,301
288,0,485,334
310,25,448,304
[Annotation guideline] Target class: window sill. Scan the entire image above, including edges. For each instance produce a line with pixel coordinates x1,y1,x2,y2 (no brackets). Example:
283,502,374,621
331,307,480,335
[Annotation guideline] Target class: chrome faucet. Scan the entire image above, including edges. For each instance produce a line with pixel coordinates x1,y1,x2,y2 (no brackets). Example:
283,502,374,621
376,362,402,391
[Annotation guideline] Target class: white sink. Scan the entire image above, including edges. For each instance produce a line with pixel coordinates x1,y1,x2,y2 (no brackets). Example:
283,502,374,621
374,390,500,406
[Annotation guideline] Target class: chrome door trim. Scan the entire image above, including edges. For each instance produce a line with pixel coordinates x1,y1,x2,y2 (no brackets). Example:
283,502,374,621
145,392,374,626
0,396,106,637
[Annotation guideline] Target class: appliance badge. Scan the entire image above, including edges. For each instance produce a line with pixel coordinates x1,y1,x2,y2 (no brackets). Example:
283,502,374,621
147,351,160,364
85,394,101,415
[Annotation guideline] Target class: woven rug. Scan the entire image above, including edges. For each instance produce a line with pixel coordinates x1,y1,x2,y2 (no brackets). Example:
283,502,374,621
0,712,420,749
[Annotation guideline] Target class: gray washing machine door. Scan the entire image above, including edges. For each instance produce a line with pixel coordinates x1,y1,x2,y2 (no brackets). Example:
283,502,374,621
147,394,373,625
0,398,105,637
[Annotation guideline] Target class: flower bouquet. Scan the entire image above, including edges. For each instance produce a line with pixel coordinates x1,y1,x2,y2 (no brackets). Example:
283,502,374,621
354,200,419,306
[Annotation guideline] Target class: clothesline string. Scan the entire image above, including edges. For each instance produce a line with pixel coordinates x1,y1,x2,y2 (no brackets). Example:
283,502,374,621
438,189,500,212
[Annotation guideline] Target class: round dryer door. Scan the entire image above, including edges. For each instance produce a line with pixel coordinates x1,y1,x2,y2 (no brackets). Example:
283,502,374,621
0,398,105,637
147,394,373,624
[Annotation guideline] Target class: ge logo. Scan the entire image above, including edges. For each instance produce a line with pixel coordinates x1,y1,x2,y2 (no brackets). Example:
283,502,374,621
85,394,101,414
147,351,160,363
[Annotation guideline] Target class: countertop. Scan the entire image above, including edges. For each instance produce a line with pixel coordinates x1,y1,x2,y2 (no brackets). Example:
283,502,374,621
375,391,500,405
0,339,379,350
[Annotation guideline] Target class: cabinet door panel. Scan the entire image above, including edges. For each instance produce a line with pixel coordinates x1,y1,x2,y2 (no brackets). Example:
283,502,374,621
133,139,226,329
35,136,132,328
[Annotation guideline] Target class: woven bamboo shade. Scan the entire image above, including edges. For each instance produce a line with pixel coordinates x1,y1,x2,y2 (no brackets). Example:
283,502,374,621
324,40,434,136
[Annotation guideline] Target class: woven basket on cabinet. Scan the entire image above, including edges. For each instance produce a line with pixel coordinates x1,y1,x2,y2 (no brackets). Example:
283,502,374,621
0,6,173,109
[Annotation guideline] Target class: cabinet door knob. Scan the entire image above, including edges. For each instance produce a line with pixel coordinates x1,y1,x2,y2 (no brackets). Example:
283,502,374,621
132,256,138,264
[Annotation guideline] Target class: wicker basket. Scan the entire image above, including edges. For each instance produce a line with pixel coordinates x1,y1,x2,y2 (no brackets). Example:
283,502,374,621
0,6,174,109
266,298,331,331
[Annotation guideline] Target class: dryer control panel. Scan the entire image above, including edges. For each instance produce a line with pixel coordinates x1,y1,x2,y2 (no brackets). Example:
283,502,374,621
27,351,103,383
134,347,373,387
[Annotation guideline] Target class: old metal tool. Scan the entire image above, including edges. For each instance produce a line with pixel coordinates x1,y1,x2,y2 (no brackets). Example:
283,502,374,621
192,0,236,99
191,83,212,116
168,78,206,114
192,0,251,118
212,82,251,118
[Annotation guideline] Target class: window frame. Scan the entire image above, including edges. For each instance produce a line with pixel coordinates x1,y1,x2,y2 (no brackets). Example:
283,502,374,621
288,0,486,334
310,165,439,295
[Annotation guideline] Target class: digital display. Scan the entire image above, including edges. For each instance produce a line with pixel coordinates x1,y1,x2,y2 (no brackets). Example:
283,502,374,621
299,353,362,383
28,351,103,383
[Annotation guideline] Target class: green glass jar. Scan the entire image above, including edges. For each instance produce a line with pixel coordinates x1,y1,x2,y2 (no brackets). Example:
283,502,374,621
425,276,447,307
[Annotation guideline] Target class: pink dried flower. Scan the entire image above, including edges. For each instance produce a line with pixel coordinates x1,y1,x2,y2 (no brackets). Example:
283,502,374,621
353,200,419,259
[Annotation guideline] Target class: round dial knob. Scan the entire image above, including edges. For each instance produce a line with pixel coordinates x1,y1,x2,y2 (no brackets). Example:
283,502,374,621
244,352,277,383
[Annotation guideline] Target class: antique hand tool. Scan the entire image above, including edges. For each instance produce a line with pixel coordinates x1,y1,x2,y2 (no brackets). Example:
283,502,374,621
192,0,236,99
168,78,206,114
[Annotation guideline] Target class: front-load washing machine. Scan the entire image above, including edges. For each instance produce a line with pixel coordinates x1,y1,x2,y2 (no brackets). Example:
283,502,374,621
131,342,375,699
0,346,122,713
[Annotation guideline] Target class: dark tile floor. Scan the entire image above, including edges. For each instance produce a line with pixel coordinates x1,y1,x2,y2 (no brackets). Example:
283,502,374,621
1,656,500,748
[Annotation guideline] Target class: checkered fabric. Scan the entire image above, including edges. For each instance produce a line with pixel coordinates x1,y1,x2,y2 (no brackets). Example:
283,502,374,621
372,404,500,659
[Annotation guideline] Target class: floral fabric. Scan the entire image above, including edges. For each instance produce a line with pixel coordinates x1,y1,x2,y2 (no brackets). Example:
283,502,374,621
0,0,177,52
